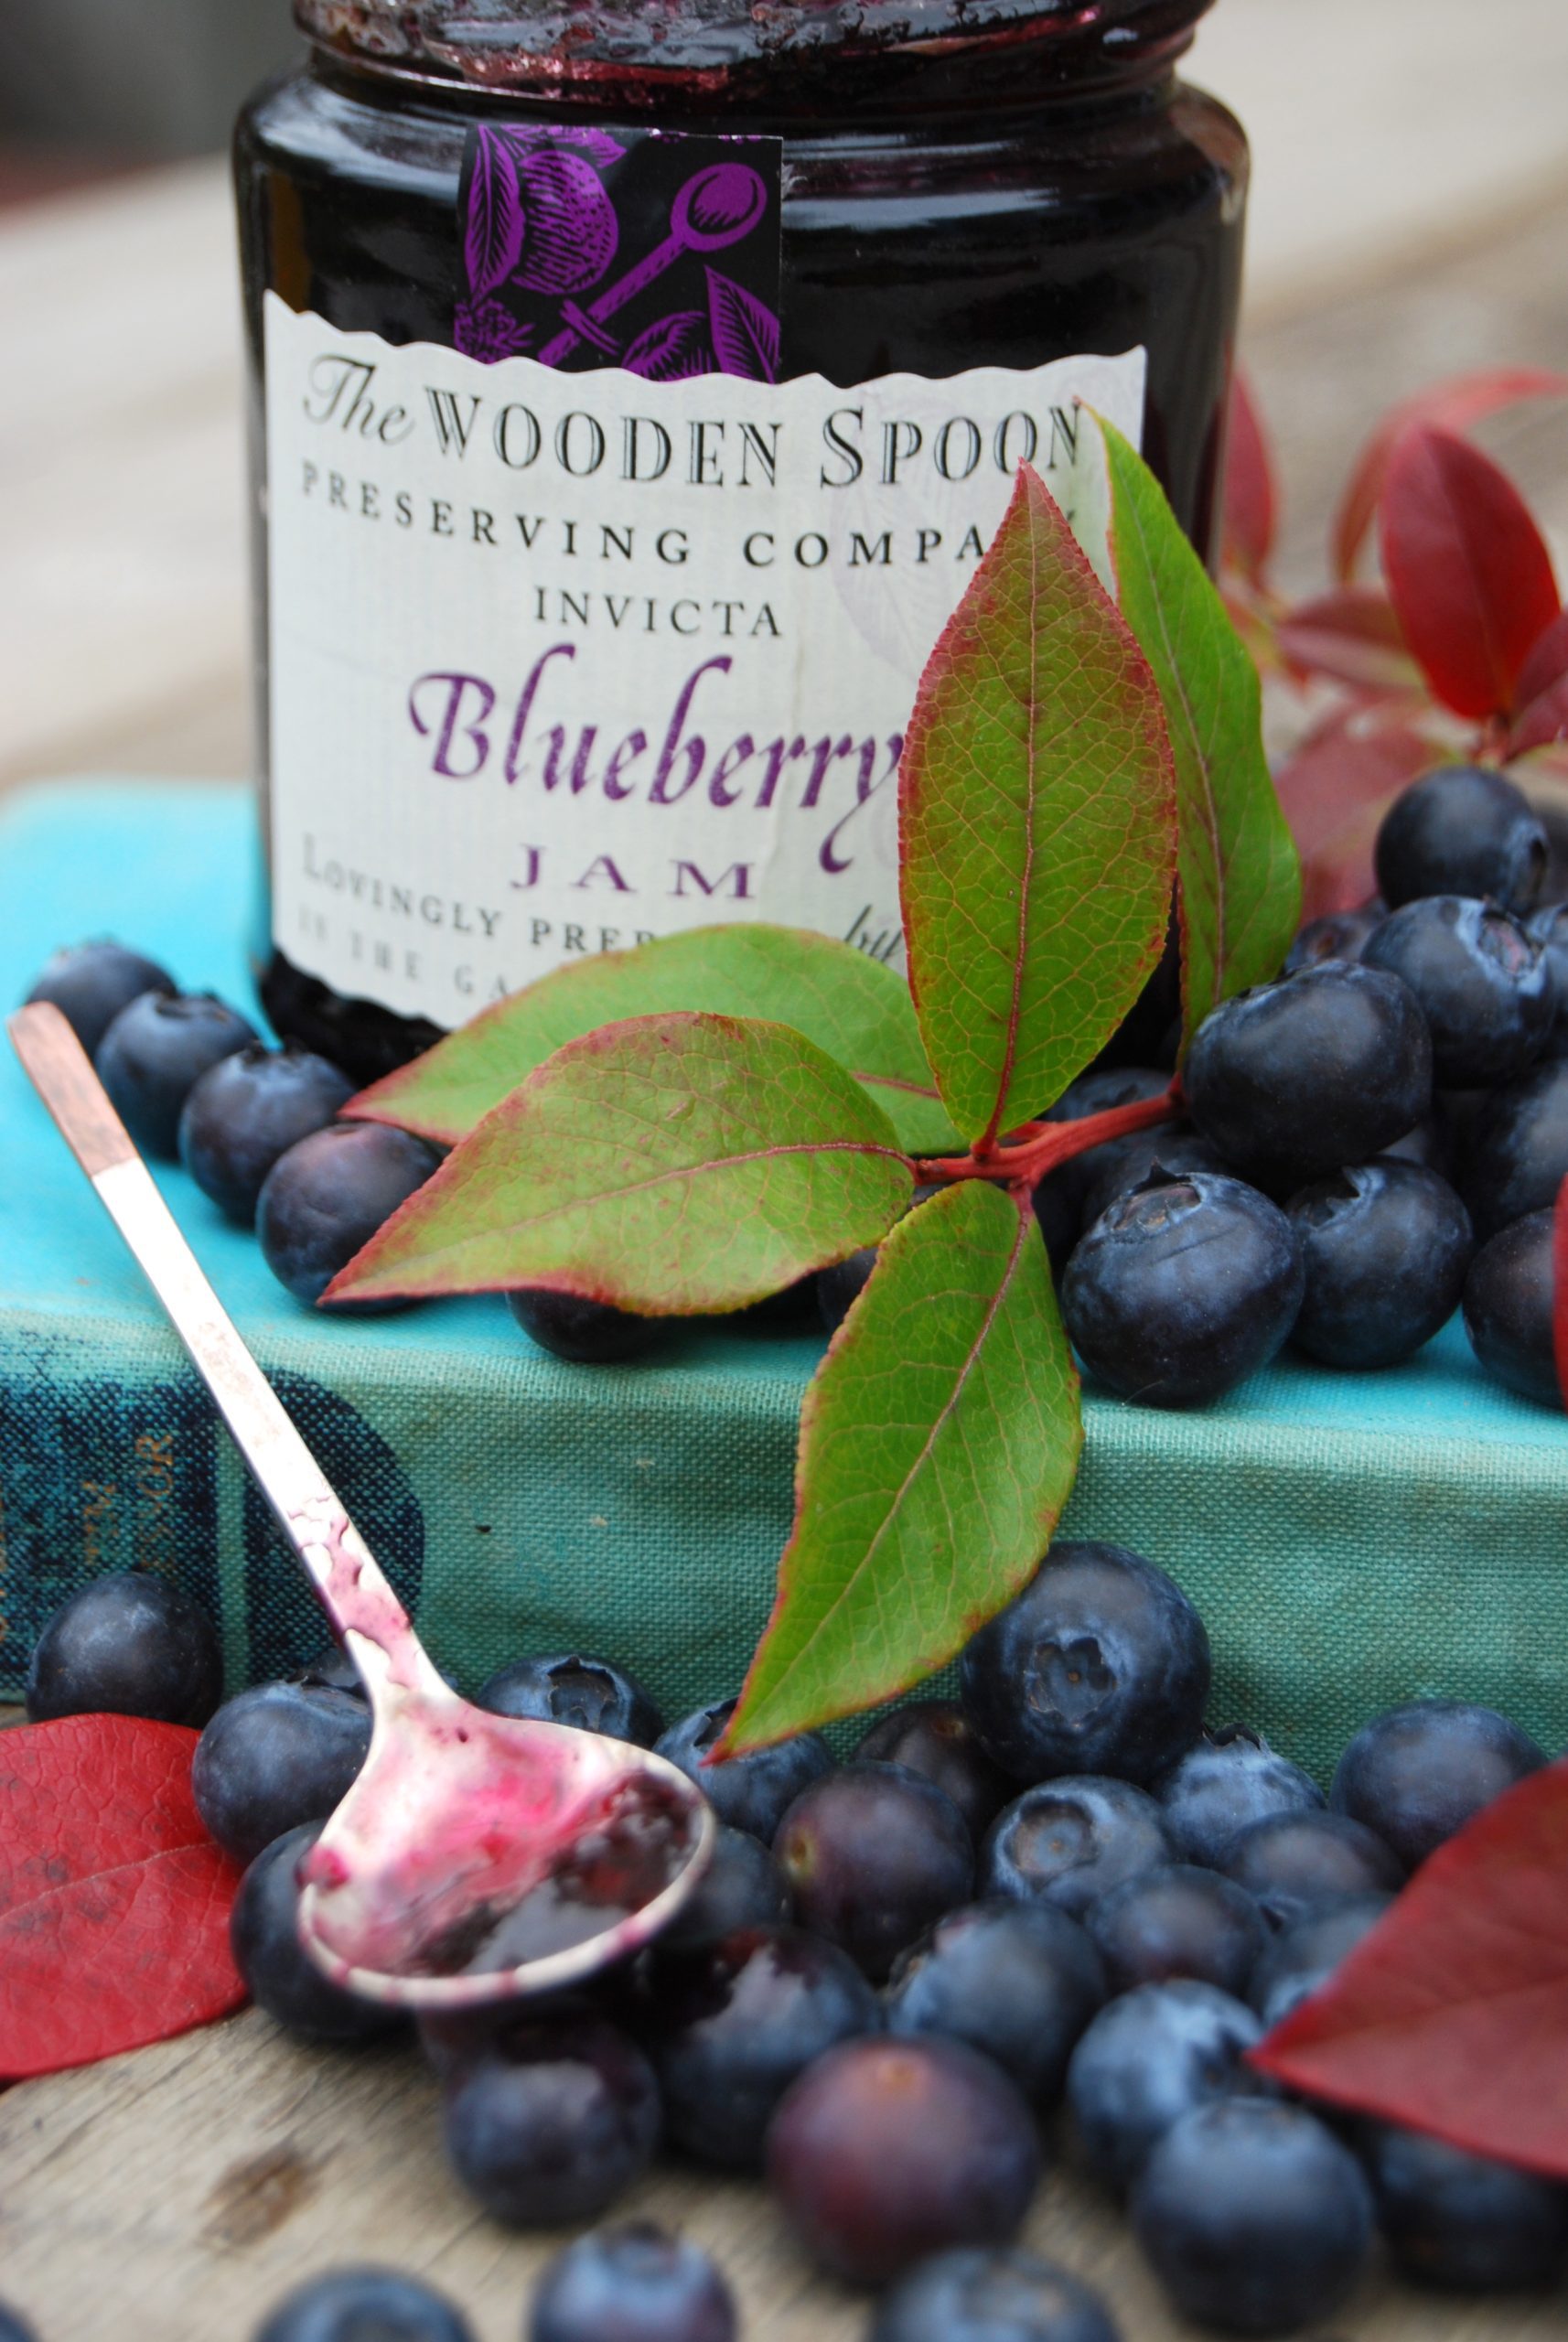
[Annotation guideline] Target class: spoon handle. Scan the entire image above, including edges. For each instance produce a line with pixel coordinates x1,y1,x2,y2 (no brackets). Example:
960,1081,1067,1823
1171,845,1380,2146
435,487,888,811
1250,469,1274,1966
7,1003,446,1702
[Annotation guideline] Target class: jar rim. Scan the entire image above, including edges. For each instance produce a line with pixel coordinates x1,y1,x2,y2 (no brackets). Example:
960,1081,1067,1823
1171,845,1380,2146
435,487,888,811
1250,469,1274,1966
293,0,1214,96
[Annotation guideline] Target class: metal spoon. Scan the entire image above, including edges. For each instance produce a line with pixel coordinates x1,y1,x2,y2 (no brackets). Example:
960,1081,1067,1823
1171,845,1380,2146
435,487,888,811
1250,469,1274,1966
9,1001,714,2008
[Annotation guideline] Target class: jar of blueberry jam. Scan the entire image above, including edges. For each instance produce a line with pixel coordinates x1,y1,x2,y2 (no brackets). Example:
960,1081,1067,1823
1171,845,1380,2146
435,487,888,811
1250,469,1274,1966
236,0,1247,1080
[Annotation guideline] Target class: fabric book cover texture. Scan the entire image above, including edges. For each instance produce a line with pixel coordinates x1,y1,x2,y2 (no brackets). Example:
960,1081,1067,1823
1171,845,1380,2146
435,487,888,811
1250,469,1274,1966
3,783,1567,1779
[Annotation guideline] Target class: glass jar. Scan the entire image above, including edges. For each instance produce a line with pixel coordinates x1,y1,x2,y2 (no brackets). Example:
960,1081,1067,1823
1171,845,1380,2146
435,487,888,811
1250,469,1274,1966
236,0,1247,1080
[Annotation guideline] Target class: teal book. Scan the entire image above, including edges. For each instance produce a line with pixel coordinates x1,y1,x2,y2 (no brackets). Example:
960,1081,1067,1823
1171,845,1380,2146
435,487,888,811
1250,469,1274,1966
4,782,1568,1778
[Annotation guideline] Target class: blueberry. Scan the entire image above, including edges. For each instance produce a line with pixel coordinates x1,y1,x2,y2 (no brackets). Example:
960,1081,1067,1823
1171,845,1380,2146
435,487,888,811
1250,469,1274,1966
294,1642,368,1697
1463,1209,1558,1403
854,1701,1015,1840
774,1763,974,1981
257,1123,442,1307
1046,1066,1174,1122
766,2036,1041,2284
1132,2099,1373,2334
1529,898,1568,1047
1063,1172,1305,1407
476,1652,662,1746
178,1045,354,1224
1285,1158,1473,1369
660,1822,790,1948
1374,764,1549,915
1086,1864,1266,1998
1219,1811,1403,1929
1152,1727,1326,1868
1362,897,1556,1088
1041,1067,1175,1226
530,2224,736,2342
961,1541,1210,1786
1282,908,1380,973
885,1899,1106,2106
507,1288,665,1364
1066,1980,1267,2190
254,2267,473,2342
0,2315,34,2342
26,1569,222,1726
639,1922,879,2165
1359,2121,1568,2290
97,990,259,1157
654,1699,832,1842
192,1681,372,1863
24,938,174,1056
981,1779,1173,1918
1248,1895,1393,2032
1381,1113,1451,1174
869,2246,1122,2342
1076,1133,1232,1231
1455,1057,1568,1240
1331,1699,1545,1870
441,2014,660,2225
231,1824,400,2044
1185,962,1433,1190
1032,1168,1082,1280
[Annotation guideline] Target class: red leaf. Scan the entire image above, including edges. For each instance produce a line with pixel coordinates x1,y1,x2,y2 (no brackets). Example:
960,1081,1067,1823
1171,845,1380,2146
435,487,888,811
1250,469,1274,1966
1275,586,1421,696
1253,1761,1568,2177
1273,703,1444,919
1509,612,1568,757
1515,609,1568,711
1380,427,1560,722
1222,368,1279,586
1333,368,1568,583
0,1715,246,2078
1555,1174,1568,1412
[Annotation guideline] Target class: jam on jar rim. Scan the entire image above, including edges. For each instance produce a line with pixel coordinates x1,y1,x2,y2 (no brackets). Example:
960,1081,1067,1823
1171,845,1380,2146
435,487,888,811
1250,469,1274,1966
293,0,1218,101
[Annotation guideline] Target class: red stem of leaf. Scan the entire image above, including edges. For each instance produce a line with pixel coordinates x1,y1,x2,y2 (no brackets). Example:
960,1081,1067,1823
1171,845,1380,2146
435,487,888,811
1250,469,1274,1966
916,1082,1183,1192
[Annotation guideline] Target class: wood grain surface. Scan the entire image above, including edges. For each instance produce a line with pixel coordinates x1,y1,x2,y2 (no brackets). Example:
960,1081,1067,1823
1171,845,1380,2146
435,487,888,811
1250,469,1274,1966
0,2009,1564,2341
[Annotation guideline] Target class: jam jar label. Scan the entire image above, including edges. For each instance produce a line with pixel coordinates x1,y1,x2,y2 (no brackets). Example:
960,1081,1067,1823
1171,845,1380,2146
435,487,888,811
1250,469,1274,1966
263,136,1146,1023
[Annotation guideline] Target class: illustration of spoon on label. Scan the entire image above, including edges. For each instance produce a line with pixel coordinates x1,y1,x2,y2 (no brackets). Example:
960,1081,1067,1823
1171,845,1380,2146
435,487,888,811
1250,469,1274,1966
537,161,768,366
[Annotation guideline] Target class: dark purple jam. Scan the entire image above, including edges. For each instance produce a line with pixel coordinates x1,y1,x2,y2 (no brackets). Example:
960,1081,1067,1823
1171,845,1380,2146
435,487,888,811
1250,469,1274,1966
238,0,1246,1080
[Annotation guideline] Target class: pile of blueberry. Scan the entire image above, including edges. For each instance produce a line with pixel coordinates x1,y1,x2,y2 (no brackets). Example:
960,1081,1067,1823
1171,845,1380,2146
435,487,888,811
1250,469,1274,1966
22,940,439,1306
21,1543,1568,2339
22,760,1568,1407
1040,761,1568,1409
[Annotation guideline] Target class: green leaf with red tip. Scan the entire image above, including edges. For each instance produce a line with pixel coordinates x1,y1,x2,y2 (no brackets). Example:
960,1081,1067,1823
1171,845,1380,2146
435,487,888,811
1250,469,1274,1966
1096,416,1301,1054
898,464,1177,1151
722,1178,1079,1754
345,923,960,1156
325,1012,913,1314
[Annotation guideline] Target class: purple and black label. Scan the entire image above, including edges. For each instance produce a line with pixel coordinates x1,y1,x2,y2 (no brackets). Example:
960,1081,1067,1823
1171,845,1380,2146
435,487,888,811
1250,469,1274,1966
455,124,782,381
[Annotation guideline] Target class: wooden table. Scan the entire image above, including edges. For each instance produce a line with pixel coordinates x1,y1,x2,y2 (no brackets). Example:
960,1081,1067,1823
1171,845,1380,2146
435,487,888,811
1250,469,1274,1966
2,2007,1565,2342
4,5,1568,2333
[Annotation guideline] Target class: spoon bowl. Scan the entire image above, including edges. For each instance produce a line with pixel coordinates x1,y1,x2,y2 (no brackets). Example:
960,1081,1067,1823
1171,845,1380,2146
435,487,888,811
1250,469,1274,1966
9,1003,714,2007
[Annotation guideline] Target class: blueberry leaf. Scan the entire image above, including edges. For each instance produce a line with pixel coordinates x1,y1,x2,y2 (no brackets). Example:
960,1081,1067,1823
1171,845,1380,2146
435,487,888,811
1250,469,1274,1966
346,922,960,1155
722,1178,1080,1753
899,464,1177,1152
1096,416,1301,1053
326,1012,913,1313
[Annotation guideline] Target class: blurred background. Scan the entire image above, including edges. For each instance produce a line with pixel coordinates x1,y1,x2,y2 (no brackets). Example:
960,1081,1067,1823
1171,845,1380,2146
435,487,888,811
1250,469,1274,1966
2,0,1566,792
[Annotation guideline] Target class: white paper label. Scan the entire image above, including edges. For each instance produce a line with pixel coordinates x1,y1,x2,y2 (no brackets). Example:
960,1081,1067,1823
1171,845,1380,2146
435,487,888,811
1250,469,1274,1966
263,294,1145,1023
